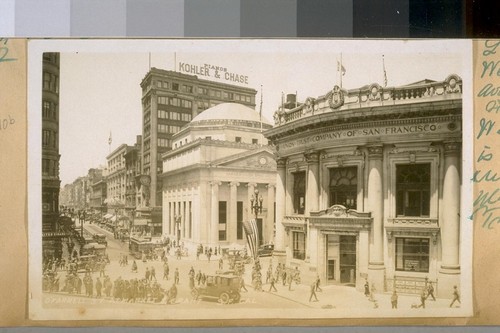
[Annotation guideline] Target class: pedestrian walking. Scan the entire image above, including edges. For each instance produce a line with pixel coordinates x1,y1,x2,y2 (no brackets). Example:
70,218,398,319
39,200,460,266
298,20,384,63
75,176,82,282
364,280,370,297
132,260,138,273
240,277,248,292
315,275,322,292
450,285,461,307
219,258,223,270
145,267,150,281
174,268,180,285
417,288,426,308
309,281,318,302
150,266,157,281
163,262,169,280
95,277,102,297
268,276,278,292
391,290,398,309
287,272,293,291
426,282,436,301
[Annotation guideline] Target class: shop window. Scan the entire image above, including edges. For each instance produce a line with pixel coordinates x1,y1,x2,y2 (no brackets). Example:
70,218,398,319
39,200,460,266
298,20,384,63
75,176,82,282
396,164,431,216
252,138,258,144
292,232,306,260
329,167,357,209
219,201,227,241
293,171,306,214
395,238,430,272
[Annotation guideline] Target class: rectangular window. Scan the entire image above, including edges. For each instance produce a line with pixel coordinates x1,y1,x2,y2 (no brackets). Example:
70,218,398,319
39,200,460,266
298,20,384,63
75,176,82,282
396,164,431,216
237,201,243,240
252,138,258,145
292,232,306,260
395,238,430,272
42,159,49,176
293,171,306,214
42,130,51,147
169,111,180,120
219,201,227,241
169,125,181,133
198,87,209,95
235,136,242,143
181,99,192,109
172,83,179,91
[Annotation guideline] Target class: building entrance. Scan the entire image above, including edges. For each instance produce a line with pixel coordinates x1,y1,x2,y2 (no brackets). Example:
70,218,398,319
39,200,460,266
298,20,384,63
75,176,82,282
339,235,356,284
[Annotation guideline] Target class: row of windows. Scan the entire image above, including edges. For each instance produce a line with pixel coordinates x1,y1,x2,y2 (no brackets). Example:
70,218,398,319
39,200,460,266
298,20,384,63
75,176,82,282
292,164,431,217
42,159,58,177
42,101,57,120
143,98,151,108
158,138,172,147
43,71,59,93
157,96,193,109
158,124,181,134
153,79,253,104
144,110,151,125
157,110,192,121
42,129,57,148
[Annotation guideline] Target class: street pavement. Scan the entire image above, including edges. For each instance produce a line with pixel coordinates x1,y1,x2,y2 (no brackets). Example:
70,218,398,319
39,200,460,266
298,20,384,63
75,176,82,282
44,221,461,313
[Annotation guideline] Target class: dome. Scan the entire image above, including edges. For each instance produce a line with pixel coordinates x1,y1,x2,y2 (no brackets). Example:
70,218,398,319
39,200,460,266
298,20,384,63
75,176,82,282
192,103,271,125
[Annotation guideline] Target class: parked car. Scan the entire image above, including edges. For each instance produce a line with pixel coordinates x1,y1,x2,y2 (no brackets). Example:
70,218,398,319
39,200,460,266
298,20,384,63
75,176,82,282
257,244,274,257
191,273,241,304
93,233,108,247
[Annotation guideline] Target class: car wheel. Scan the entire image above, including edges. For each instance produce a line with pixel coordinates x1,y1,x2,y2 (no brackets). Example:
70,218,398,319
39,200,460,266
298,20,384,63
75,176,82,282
219,292,230,304
191,288,199,300
232,292,241,303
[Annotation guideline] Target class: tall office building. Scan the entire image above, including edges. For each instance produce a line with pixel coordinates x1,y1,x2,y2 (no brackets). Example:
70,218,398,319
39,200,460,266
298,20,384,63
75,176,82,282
139,68,257,234
41,53,63,259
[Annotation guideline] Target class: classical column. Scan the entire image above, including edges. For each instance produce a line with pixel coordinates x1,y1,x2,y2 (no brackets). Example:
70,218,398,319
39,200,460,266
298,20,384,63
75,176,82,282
267,184,276,245
439,141,461,293
275,158,287,255
304,151,320,262
367,145,385,289
228,181,239,243
210,181,221,246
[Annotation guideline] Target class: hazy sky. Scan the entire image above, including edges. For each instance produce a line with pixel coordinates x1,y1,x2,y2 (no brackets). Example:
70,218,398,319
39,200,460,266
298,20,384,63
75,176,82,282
57,40,467,186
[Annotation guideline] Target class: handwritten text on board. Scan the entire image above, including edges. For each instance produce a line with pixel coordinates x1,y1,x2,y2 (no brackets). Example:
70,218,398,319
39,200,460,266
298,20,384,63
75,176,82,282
471,40,500,229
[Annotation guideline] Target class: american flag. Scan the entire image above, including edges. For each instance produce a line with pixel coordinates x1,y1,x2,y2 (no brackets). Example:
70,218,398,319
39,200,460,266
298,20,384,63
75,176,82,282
243,219,259,260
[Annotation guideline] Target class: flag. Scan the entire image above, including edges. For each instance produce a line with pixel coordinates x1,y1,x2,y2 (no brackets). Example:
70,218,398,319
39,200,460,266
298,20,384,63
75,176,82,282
243,219,260,260
337,60,346,76
383,55,388,87
108,131,112,145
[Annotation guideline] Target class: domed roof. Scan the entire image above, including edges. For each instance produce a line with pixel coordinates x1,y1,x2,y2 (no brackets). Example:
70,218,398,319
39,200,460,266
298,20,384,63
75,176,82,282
192,103,271,125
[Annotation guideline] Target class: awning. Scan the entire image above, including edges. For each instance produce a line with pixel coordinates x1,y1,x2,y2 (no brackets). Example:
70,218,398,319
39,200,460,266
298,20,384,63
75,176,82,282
133,218,149,226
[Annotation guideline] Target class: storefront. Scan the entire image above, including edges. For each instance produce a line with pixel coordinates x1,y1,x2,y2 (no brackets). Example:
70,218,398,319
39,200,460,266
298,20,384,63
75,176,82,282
265,75,463,296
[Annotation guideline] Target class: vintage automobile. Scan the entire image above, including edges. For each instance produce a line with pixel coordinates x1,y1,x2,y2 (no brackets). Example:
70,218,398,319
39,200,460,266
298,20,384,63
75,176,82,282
191,273,241,304
93,233,108,247
257,244,274,257
223,249,252,264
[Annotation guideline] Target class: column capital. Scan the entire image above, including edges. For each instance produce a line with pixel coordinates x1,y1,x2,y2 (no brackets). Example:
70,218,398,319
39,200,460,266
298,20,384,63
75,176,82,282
367,145,383,159
247,182,257,188
444,141,461,156
209,181,222,187
304,150,321,164
276,157,288,169
229,181,240,187
267,183,276,189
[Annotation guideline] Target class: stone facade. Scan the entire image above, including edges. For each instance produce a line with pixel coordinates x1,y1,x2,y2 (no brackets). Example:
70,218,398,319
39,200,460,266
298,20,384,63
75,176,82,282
265,75,463,296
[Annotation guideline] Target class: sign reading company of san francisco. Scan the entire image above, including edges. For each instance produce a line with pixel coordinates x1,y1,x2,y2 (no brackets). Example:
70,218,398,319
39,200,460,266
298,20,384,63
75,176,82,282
280,121,458,150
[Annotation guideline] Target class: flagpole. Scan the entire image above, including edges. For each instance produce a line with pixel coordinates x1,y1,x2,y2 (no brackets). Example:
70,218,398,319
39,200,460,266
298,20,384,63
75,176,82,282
259,85,263,146
383,54,387,87
174,52,177,71
340,53,343,89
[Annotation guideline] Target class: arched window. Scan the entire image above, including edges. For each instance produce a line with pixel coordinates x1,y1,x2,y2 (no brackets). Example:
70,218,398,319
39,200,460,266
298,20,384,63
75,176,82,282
329,167,357,209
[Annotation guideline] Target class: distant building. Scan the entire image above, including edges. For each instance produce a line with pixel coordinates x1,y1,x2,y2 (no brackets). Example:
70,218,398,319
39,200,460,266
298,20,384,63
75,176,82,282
106,144,132,217
42,52,64,259
265,75,463,296
124,135,142,219
161,103,276,250
139,69,257,235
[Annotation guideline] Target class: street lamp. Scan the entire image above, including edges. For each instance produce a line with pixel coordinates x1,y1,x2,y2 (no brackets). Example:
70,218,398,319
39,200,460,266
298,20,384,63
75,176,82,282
250,189,263,220
77,210,86,239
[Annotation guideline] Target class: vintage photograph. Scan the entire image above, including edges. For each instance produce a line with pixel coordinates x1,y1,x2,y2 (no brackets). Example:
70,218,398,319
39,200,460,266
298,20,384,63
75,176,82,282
28,39,473,321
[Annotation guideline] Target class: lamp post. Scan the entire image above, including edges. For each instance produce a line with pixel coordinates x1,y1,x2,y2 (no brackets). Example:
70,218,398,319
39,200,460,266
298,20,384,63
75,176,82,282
249,189,264,291
250,189,263,221
77,210,85,239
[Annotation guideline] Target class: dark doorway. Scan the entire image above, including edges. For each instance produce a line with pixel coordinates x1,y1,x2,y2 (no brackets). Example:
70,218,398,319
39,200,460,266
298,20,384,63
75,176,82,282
256,218,263,246
327,259,336,281
339,235,356,284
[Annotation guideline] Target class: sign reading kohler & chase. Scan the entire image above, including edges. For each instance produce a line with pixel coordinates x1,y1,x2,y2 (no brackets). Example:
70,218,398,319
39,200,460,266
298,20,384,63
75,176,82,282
178,62,249,84
279,118,461,152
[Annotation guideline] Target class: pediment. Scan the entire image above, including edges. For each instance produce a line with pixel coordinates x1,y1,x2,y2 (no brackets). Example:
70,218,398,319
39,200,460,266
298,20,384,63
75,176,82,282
212,147,277,170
